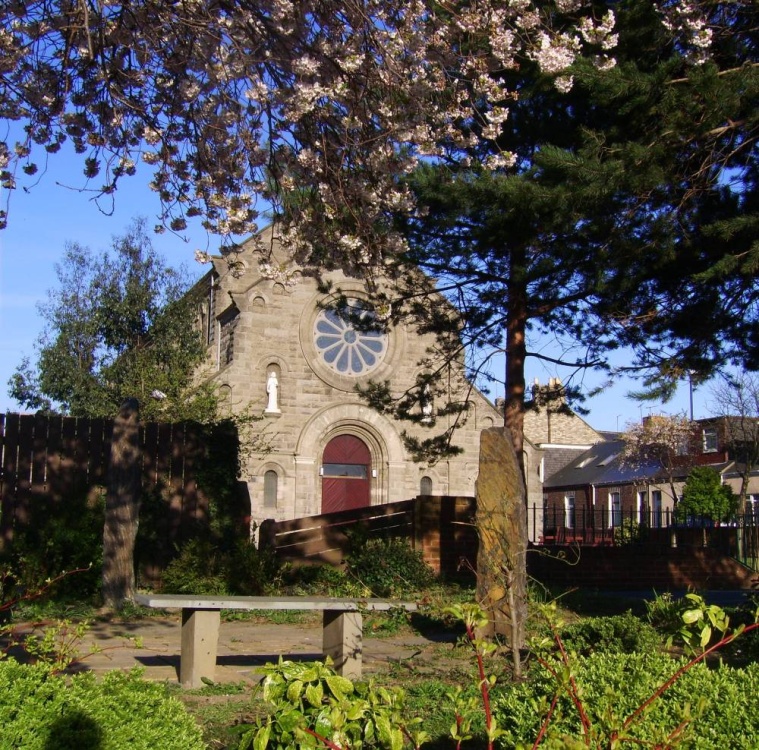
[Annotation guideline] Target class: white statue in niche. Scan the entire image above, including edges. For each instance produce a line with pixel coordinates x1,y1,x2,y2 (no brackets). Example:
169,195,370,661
421,384,433,423
265,370,280,413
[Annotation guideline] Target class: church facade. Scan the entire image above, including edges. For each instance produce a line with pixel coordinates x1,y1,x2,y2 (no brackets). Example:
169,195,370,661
193,228,507,531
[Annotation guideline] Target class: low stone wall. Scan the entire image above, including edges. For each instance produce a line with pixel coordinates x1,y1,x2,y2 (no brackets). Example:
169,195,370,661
528,544,759,591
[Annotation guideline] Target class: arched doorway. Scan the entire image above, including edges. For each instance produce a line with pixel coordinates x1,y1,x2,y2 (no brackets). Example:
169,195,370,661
321,434,371,513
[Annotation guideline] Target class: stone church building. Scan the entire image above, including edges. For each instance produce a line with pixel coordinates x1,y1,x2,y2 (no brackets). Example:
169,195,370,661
193,227,508,532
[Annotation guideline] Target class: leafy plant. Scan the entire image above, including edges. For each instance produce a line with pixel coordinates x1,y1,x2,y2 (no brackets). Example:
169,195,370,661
21,619,93,672
1,489,105,600
493,651,759,749
230,540,281,596
160,538,281,596
346,536,436,598
557,612,661,656
279,564,365,597
443,603,505,750
160,539,230,595
644,591,687,634
612,518,643,546
239,658,428,749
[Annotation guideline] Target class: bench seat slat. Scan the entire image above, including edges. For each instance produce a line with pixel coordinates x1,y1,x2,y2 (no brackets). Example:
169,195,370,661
134,593,417,612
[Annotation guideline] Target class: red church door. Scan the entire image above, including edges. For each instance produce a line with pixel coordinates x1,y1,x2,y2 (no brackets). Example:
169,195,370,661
321,435,371,514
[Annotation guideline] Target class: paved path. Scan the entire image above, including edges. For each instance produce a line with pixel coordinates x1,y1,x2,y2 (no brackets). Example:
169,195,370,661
5,614,452,687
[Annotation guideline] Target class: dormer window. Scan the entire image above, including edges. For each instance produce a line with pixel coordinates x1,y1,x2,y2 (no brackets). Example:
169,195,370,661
702,427,718,453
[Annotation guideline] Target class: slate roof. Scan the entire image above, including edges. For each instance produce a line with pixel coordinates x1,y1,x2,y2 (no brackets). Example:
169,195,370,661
545,438,741,489
546,440,668,488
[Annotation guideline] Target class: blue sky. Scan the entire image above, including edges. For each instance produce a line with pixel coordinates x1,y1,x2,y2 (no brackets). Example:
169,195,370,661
0,148,705,430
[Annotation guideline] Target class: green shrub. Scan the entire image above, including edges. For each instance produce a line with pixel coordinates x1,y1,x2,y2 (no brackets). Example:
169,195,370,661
161,538,281,596
493,652,759,748
346,537,436,597
0,660,204,750
645,592,689,637
558,612,661,656
279,563,366,597
160,539,229,595
1,489,105,601
239,658,425,750
228,539,281,595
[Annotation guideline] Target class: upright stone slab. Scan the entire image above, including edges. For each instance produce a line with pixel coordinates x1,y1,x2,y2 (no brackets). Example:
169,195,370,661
475,427,527,647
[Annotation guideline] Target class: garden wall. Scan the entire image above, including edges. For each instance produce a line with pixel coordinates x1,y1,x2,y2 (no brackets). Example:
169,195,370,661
259,495,478,577
528,543,759,591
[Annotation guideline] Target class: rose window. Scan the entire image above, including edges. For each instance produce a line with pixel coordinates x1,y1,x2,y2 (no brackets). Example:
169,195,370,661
313,302,388,375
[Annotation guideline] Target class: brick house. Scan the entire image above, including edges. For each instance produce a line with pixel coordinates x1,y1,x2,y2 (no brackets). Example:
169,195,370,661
541,417,759,541
191,226,549,533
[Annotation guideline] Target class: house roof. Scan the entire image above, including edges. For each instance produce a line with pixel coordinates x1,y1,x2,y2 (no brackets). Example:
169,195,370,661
545,437,741,489
545,439,642,488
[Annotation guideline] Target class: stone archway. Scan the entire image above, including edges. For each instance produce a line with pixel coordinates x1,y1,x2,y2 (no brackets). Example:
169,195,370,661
321,434,372,513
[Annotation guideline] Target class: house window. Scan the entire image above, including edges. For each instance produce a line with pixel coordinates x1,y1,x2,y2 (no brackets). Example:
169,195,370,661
637,491,647,524
651,490,662,528
420,476,433,495
609,491,622,527
748,495,759,523
702,427,718,453
264,470,278,509
564,494,576,529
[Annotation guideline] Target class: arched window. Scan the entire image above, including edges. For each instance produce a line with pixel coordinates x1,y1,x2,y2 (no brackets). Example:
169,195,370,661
420,476,433,496
264,470,278,509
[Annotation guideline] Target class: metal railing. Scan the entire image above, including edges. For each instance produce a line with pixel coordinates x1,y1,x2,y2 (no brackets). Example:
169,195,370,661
535,505,759,571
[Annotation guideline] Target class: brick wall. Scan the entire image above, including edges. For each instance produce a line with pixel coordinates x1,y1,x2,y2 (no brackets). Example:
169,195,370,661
528,544,759,590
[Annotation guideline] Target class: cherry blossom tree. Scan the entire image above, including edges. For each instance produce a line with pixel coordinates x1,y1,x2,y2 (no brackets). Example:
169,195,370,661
620,414,697,505
0,0,706,260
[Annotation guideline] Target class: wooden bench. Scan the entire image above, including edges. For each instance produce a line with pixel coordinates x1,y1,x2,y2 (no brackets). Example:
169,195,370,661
134,594,417,688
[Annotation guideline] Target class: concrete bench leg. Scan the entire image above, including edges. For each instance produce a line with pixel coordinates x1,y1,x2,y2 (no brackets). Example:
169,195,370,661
180,608,221,688
323,610,363,679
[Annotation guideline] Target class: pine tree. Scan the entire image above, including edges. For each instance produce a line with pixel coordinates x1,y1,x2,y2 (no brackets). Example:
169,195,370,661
381,0,757,457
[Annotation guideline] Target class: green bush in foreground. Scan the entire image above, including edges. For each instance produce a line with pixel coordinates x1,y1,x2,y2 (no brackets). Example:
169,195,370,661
493,652,759,749
0,660,205,750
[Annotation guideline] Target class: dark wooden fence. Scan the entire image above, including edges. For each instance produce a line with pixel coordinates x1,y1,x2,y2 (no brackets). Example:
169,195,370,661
0,413,212,564
259,496,478,577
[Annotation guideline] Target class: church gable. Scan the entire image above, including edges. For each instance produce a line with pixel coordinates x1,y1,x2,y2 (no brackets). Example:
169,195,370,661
196,228,503,528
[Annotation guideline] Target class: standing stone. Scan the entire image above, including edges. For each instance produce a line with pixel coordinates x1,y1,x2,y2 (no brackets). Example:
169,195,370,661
475,427,528,651
102,399,142,608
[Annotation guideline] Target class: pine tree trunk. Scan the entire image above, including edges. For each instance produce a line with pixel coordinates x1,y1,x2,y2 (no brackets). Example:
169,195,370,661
102,399,142,608
504,272,527,464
